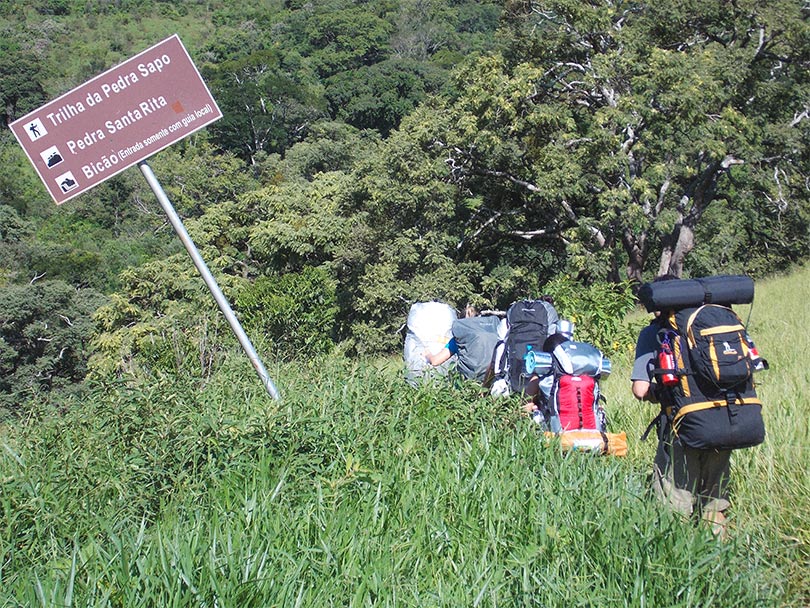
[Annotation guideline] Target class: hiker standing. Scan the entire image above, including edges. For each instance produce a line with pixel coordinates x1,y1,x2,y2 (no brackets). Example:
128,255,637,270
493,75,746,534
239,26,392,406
489,296,559,398
630,274,767,539
631,306,731,537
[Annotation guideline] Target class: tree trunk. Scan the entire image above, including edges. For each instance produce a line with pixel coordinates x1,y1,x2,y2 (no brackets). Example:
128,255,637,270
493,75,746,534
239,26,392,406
658,221,694,278
623,228,648,283
656,156,741,278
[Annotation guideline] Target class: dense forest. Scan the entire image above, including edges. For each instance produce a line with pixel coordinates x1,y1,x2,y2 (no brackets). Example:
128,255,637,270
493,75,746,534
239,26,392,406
1,0,809,410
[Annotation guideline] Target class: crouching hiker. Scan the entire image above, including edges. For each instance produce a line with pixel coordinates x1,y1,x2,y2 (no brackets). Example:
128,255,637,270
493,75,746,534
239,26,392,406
631,274,767,540
425,304,507,386
425,304,480,367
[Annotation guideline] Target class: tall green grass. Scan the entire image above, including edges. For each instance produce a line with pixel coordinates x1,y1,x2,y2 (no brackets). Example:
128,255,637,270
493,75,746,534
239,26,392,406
1,269,808,606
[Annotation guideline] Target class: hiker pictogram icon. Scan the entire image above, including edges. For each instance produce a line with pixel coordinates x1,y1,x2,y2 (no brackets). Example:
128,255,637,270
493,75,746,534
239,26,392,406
25,118,47,141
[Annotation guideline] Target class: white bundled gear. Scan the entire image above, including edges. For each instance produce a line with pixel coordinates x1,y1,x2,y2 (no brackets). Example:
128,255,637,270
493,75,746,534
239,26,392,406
403,301,457,386
489,317,510,396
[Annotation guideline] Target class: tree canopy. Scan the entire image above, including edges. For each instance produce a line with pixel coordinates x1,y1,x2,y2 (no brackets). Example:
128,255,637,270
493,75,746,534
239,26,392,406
1,0,809,399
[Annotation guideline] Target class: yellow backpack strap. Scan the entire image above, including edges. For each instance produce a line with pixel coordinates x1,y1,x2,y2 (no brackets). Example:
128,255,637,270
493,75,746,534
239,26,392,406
672,396,763,422
665,310,691,396
684,305,703,350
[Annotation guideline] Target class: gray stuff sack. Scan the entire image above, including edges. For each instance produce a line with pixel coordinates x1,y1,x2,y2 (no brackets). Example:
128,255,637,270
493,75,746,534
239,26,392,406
452,315,501,382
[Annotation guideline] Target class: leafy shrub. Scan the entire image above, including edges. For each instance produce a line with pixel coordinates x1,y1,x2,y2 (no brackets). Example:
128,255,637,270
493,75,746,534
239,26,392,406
89,256,230,383
0,280,106,414
542,276,640,355
236,265,339,359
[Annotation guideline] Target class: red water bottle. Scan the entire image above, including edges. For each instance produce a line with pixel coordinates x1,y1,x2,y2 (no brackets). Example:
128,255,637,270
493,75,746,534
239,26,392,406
658,334,679,386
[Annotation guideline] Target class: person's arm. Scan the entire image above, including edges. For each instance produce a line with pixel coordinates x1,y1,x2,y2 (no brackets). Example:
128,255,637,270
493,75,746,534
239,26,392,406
426,347,452,366
426,337,457,366
630,323,660,402
632,379,656,402
521,374,541,414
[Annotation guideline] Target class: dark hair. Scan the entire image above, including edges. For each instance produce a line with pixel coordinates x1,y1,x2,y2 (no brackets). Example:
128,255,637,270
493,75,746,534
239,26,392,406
542,332,568,352
463,304,479,318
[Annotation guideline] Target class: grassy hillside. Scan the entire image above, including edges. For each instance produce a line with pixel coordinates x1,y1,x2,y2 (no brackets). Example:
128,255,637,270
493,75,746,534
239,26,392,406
1,268,808,606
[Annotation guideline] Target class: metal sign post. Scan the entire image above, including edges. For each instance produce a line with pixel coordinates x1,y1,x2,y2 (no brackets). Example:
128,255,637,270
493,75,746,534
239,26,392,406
139,160,280,400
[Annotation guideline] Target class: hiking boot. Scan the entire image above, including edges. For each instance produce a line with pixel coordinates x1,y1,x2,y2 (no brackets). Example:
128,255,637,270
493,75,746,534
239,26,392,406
701,510,728,541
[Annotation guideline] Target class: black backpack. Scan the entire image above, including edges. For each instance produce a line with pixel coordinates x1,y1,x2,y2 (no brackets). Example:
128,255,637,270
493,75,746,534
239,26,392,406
493,299,558,394
654,304,766,450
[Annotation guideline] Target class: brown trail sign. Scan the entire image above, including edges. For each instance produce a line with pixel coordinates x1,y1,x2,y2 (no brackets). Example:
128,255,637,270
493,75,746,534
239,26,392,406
10,34,222,204
9,35,281,400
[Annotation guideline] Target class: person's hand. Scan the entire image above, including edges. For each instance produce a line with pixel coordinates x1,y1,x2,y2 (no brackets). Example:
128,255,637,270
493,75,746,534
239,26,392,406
521,401,538,416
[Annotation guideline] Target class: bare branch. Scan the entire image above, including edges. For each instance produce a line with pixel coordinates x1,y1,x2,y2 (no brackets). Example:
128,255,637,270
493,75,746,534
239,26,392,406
132,193,156,215
602,86,617,107
588,223,607,248
655,178,671,215
621,125,635,154
791,108,809,127
511,228,549,240
565,137,593,148
765,166,789,212
457,209,504,250
753,26,766,59
479,168,540,193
